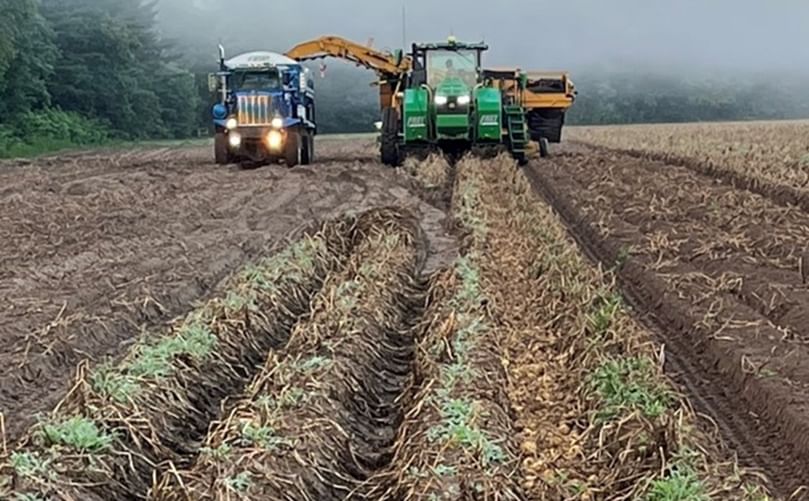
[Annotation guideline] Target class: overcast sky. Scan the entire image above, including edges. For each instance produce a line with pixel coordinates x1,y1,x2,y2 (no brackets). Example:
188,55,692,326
175,0,809,74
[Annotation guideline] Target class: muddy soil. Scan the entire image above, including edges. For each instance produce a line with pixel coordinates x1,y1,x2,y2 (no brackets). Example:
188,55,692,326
528,143,809,497
0,138,456,443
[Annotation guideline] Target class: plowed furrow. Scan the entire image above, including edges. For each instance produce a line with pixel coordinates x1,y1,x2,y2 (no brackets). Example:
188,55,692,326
525,157,809,497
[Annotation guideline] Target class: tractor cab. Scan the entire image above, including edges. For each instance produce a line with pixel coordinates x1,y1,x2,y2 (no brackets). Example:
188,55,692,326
404,38,502,143
409,40,486,138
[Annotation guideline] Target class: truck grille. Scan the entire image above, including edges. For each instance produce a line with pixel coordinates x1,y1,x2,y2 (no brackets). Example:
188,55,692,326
237,95,272,126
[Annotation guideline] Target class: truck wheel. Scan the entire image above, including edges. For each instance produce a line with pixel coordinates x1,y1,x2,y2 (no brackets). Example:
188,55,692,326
380,107,401,167
301,134,314,165
539,137,550,158
284,131,300,167
215,132,229,164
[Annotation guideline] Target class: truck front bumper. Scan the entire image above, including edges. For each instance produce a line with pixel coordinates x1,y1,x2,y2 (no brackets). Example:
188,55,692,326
227,127,286,157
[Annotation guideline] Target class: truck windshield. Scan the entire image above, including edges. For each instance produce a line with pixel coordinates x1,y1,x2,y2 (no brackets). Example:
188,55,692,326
426,50,478,89
232,70,281,91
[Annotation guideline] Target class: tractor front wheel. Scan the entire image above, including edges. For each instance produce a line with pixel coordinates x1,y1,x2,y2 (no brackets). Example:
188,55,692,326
215,132,229,164
284,131,301,167
380,107,401,167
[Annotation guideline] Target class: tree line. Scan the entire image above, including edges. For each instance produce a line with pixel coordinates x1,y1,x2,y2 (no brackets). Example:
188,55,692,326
0,0,198,156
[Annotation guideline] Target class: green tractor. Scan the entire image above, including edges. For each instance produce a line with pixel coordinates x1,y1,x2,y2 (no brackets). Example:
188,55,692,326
380,37,529,166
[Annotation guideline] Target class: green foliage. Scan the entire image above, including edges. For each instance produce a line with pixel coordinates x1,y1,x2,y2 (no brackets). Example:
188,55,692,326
200,442,232,461
10,452,50,478
40,416,114,452
588,293,623,336
225,471,252,492
645,467,707,501
0,110,112,158
427,398,506,468
296,355,331,373
41,0,167,137
126,321,217,379
90,364,138,403
239,423,284,450
0,0,56,116
589,356,673,422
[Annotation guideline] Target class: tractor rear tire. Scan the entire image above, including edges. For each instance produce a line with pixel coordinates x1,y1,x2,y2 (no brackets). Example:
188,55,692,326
285,131,300,167
301,134,314,165
539,137,550,158
215,132,229,165
380,107,401,167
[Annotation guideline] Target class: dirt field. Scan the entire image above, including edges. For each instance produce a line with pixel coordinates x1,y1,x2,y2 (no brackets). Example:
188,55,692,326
0,139,455,444
529,137,809,498
1,126,805,500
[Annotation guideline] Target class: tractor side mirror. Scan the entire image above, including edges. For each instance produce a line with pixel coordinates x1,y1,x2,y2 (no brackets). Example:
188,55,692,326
207,73,218,92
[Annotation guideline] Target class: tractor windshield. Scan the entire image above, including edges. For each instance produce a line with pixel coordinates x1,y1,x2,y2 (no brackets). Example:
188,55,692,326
232,70,281,91
426,50,478,89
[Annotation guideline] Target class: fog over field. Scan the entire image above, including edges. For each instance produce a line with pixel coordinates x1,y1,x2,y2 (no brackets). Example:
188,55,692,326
165,0,809,74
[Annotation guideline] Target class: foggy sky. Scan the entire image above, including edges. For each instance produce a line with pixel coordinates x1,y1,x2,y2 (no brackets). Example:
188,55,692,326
176,0,809,74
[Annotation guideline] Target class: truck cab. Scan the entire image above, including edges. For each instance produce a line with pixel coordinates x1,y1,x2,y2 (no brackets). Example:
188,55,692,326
211,48,316,166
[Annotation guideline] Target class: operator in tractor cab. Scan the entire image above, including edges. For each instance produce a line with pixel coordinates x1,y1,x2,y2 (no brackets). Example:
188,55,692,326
445,58,457,77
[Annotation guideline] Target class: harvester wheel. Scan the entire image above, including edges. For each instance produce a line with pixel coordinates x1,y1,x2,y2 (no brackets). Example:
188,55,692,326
214,132,229,165
284,131,301,167
380,107,401,167
539,137,550,158
301,134,314,165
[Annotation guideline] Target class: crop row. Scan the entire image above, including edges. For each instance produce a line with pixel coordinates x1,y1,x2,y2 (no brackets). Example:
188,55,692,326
153,210,425,500
448,153,775,499
568,121,809,209
0,208,414,501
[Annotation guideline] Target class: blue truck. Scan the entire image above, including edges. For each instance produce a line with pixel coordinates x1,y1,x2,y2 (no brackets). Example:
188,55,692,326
211,46,316,166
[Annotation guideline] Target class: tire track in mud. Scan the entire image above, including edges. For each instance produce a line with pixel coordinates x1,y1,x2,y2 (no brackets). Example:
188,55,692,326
524,160,809,498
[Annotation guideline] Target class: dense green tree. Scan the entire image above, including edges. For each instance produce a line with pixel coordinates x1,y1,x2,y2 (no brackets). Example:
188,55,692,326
0,0,57,116
40,0,198,138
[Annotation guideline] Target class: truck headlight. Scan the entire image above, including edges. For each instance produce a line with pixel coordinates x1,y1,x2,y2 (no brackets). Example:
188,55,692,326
225,117,238,130
228,132,241,147
434,95,448,105
267,130,283,151
457,95,471,105
271,117,283,129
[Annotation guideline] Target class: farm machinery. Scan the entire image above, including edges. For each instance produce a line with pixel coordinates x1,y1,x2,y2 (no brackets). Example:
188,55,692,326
285,35,576,166
210,47,317,166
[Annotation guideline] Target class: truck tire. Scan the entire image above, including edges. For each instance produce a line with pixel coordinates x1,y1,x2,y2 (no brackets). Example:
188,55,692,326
301,134,314,165
215,132,229,164
539,137,550,158
284,131,300,167
380,107,401,167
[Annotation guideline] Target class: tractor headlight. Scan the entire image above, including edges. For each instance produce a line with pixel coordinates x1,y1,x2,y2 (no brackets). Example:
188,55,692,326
225,117,238,130
267,130,284,151
271,117,283,129
228,132,241,148
434,95,448,106
457,95,471,105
